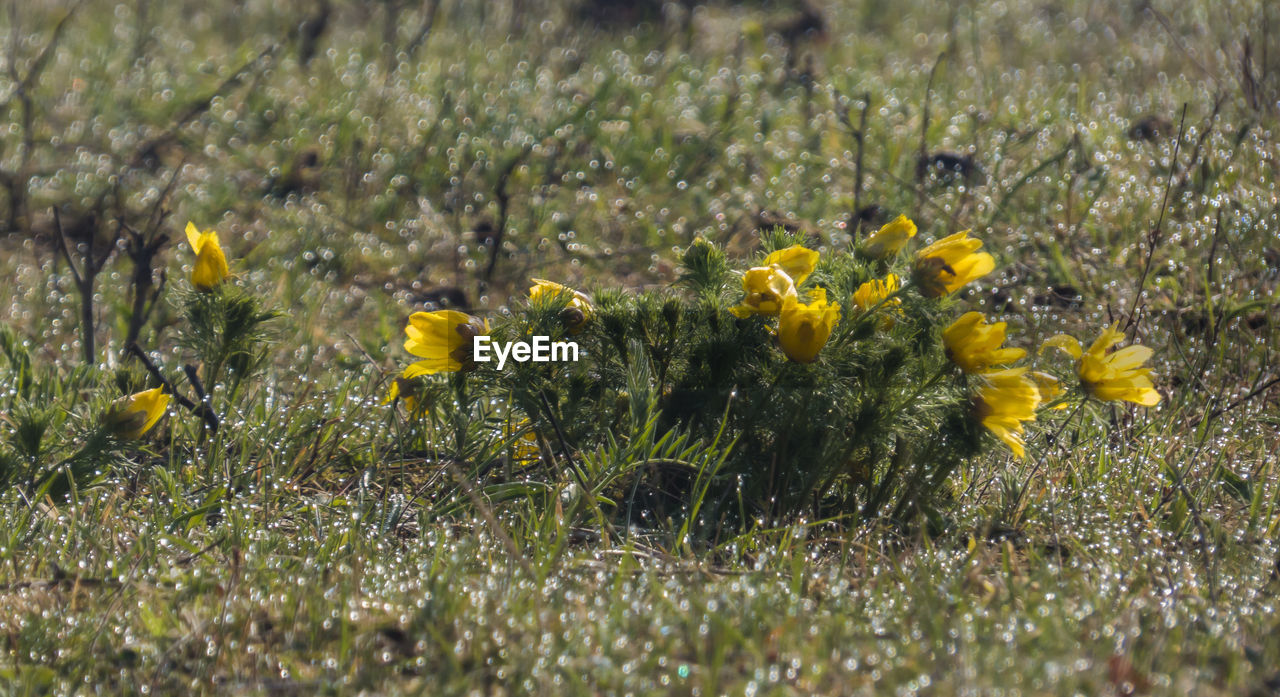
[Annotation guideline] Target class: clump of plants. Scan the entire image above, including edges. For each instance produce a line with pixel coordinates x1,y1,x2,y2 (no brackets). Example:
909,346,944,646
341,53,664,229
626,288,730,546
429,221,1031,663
1,212,1161,543
0,222,276,499
387,217,1162,536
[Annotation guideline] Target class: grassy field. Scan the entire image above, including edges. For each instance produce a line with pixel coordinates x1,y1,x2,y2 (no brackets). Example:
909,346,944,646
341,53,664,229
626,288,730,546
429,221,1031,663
2,0,1279,694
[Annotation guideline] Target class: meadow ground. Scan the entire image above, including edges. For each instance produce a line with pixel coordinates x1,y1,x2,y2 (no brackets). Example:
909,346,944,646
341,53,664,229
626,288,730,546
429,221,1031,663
1,0,1279,694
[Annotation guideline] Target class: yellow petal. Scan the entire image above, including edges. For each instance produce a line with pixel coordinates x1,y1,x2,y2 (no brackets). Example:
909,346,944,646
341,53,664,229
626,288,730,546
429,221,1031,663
916,230,979,261
403,357,462,377
529,278,593,332
190,238,230,291
974,368,1040,458
1041,334,1082,360
851,274,901,310
404,310,472,357
1086,324,1126,356
943,313,1024,373
1029,371,1065,405
946,252,995,291
981,419,1026,459
402,310,486,374
862,215,917,258
529,278,593,312
110,387,170,439
914,231,993,296
1090,374,1162,406
763,245,819,286
777,288,840,363
1105,345,1153,372
734,266,799,317
942,312,984,346
384,378,402,404
185,221,205,252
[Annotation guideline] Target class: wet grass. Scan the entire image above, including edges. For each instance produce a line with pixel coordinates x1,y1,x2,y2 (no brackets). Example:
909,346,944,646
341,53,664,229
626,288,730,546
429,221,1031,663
2,0,1279,693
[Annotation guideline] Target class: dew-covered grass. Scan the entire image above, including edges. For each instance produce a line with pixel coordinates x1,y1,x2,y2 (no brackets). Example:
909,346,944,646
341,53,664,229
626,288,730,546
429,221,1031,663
2,0,1279,694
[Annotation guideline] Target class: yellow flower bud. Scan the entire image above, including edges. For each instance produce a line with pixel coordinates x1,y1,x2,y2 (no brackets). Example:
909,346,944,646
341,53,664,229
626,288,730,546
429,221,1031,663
106,387,170,439
777,288,840,363
862,215,917,259
185,222,231,291
528,279,594,333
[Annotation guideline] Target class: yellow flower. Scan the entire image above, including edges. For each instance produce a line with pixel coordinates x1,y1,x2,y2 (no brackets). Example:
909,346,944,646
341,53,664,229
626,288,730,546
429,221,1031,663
862,215,917,259
506,418,541,464
973,368,1041,459
851,273,902,328
777,287,840,363
529,278,593,333
942,312,1026,374
763,245,820,285
107,387,170,439
1041,325,1161,406
913,230,995,297
384,375,425,413
1029,371,1067,408
185,222,231,291
729,245,820,318
730,266,798,318
403,310,490,376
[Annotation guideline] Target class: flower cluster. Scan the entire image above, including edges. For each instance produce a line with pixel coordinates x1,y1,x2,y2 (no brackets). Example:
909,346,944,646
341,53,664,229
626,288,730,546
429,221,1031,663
378,215,1163,527
938,298,1162,458
39,207,1162,530
728,245,838,363
719,221,1048,457
937,308,1163,458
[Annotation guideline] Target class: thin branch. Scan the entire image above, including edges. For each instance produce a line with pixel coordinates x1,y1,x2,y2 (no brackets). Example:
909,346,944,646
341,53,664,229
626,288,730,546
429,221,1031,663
1208,375,1280,420
1123,103,1187,334
130,44,278,169
119,162,183,348
126,343,220,434
51,209,85,287
126,344,193,409
1144,4,1216,82
481,145,533,284
342,331,381,368
853,91,870,234
402,0,440,62
53,208,115,364
182,364,211,410
915,52,945,210
1,2,83,232
16,1,84,95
